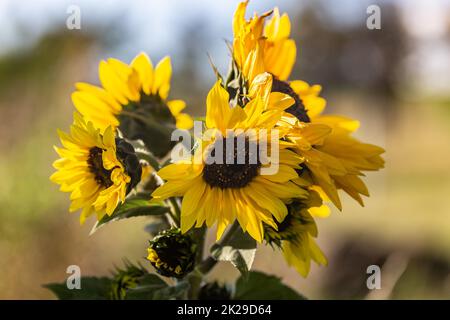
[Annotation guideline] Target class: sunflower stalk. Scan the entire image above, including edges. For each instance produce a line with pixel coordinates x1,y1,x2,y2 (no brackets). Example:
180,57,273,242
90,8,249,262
186,226,207,299
167,197,181,227
133,137,181,227
137,159,180,229
135,151,161,171
197,221,242,275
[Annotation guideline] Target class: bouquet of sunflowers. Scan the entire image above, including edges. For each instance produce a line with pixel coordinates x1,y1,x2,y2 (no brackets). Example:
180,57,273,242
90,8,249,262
48,1,384,300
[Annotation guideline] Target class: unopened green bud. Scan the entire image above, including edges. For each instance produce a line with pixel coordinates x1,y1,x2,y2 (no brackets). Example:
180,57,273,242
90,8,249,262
109,261,147,300
147,228,196,278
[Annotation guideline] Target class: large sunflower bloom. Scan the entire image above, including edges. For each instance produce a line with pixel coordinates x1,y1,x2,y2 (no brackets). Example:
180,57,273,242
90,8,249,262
71,52,193,156
50,113,141,223
151,80,308,242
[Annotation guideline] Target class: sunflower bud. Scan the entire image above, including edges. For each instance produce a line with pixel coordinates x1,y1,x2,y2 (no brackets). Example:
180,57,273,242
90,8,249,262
109,261,147,300
147,228,196,278
198,282,231,300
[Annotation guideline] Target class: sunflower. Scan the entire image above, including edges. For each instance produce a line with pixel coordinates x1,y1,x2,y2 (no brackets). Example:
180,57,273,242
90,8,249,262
151,80,308,242
50,113,141,223
230,1,385,210
264,187,328,277
277,81,385,210
228,2,299,112
282,231,327,277
232,1,296,83
71,52,193,157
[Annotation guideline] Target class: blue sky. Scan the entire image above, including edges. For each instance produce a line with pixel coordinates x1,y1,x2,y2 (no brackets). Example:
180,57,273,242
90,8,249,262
1,0,449,91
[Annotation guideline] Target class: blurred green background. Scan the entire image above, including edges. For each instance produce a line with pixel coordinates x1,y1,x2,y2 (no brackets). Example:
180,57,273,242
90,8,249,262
0,0,449,299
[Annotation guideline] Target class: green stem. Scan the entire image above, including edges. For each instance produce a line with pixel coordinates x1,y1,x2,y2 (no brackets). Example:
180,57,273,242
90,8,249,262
136,151,180,227
136,151,160,171
197,221,241,275
195,227,206,264
135,149,181,227
187,269,203,300
168,197,181,227
187,227,207,299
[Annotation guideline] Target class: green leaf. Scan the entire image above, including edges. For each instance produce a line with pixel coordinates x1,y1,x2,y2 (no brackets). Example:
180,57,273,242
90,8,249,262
125,274,167,300
44,277,112,300
91,194,170,233
44,263,185,300
211,228,256,277
234,271,306,300
207,52,223,81
126,274,189,300
153,280,190,300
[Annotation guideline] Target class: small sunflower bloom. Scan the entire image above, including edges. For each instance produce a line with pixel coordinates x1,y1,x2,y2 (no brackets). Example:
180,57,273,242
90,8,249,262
50,113,141,223
233,1,296,82
152,80,308,242
72,52,193,156
277,81,385,210
228,2,298,110
282,230,327,277
147,228,196,278
264,190,328,277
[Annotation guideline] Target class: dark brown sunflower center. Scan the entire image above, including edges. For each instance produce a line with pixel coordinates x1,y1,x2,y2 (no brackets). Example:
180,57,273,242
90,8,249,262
271,78,311,123
203,137,260,189
87,147,113,188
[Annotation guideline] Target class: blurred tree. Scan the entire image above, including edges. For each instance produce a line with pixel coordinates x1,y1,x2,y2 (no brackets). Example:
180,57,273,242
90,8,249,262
290,2,410,119
173,20,211,116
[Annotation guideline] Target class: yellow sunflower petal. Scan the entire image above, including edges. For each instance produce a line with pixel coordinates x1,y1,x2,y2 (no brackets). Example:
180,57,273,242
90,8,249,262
167,100,186,116
175,113,194,130
181,177,207,216
153,56,172,100
131,52,154,95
